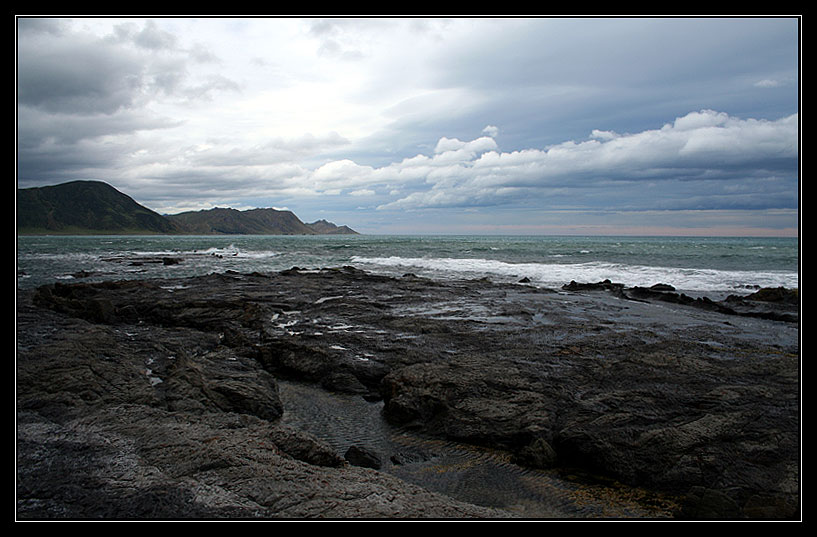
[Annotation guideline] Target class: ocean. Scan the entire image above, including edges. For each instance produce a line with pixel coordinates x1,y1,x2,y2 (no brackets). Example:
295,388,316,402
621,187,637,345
16,234,799,298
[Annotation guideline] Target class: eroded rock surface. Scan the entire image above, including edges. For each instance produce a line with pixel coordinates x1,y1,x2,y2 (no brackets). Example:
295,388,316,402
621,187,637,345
17,267,800,519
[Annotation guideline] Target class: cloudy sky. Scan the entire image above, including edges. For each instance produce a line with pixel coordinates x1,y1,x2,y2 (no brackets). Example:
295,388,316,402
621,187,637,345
16,16,799,236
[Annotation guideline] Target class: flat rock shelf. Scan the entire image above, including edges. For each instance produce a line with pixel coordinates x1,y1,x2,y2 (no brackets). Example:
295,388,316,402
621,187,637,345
16,266,800,520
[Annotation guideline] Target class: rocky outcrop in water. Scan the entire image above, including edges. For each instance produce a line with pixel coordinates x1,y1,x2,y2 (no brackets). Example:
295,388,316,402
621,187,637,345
17,268,800,519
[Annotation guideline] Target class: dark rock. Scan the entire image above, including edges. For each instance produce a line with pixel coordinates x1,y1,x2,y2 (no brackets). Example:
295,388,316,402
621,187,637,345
17,268,800,519
320,371,370,395
513,437,558,469
722,287,799,322
736,286,799,305
17,283,508,519
649,283,676,292
268,426,345,467
559,279,798,324
679,487,742,519
562,279,624,292
345,445,382,469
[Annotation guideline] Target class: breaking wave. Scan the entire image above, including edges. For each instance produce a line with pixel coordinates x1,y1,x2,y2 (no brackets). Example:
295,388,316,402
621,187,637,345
351,255,798,294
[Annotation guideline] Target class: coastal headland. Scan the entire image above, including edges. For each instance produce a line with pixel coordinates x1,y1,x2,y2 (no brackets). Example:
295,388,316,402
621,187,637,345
16,265,800,519
17,180,358,236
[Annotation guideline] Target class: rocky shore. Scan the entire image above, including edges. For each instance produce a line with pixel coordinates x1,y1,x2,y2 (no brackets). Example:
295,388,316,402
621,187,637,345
16,266,800,519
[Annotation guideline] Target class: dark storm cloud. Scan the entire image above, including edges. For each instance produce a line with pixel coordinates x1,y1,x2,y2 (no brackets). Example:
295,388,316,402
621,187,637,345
18,19,239,117
18,33,146,115
15,17,799,235
16,17,240,186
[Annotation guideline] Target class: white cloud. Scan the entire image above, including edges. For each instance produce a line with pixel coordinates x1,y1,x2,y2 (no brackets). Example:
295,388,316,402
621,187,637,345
349,189,375,196
668,109,731,131
124,109,795,214
482,125,499,137
754,79,781,88
589,129,619,141
373,110,798,210
433,136,498,158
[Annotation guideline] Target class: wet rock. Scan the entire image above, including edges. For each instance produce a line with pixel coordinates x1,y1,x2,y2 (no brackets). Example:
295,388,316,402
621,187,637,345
18,269,800,519
381,358,556,453
268,426,345,467
562,279,625,292
513,437,558,469
562,279,798,323
742,286,799,305
649,283,676,292
722,287,800,323
321,371,370,395
679,487,742,519
345,445,382,469
16,289,509,519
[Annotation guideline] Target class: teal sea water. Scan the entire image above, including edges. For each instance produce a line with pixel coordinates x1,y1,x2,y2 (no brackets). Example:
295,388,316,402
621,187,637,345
17,234,799,298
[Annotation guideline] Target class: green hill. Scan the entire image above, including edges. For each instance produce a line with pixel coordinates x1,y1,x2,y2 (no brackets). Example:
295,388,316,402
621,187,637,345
305,219,359,235
17,180,181,234
17,181,358,236
168,207,320,235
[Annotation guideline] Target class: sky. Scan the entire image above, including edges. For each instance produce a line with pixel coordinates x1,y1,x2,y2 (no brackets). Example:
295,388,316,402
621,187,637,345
16,16,800,236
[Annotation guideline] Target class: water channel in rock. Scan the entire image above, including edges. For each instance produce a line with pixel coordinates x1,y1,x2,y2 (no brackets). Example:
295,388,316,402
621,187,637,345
277,379,681,519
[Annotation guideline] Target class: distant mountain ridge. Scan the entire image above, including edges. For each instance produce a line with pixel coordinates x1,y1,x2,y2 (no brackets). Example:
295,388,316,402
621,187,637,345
17,180,358,236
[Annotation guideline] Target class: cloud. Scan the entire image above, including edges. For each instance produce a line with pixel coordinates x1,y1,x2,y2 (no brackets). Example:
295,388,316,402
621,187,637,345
754,79,781,88
16,18,244,186
482,125,499,137
349,189,375,197
17,19,240,117
434,135,497,154
372,110,797,211
131,20,179,50
16,18,798,234
307,18,382,60
17,36,145,115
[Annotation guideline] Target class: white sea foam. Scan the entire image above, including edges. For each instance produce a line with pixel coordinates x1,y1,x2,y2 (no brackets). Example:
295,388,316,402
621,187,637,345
194,245,279,259
17,235,799,294
351,255,798,294
315,295,344,304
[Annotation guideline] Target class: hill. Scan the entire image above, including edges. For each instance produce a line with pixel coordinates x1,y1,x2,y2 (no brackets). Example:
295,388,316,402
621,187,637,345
17,181,358,236
168,207,328,235
17,180,181,235
305,219,359,235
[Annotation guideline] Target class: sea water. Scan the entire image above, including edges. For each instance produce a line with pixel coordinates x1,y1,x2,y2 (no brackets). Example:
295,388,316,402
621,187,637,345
16,234,799,297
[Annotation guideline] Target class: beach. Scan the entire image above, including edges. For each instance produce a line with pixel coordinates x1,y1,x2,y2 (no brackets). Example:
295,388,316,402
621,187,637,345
16,261,800,519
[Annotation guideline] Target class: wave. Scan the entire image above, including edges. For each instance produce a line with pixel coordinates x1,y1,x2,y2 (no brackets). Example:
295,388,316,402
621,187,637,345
351,255,798,293
123,245,281,259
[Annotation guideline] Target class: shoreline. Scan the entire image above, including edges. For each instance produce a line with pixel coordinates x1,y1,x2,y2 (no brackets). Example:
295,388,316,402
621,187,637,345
16,266,800,519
